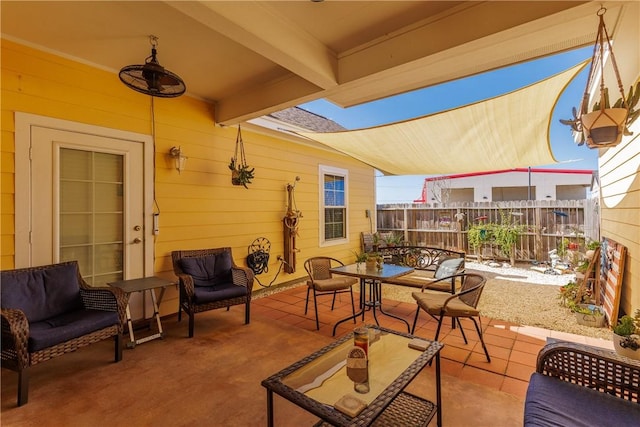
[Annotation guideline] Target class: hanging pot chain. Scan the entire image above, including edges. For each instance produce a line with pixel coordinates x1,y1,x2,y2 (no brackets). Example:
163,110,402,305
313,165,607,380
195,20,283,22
582,7,626,113
234,125,248,168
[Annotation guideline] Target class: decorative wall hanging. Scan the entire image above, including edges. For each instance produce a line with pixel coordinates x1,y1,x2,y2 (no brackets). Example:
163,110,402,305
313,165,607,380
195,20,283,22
560,8,639,149
229,125,254,188
283,176,302,273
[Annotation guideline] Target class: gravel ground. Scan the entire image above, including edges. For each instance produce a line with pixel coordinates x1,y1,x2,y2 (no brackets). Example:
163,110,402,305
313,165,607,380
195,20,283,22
382,261,613,340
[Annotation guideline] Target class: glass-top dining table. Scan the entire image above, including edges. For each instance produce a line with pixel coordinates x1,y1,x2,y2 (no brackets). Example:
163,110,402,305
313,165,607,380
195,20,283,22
329,263,414,336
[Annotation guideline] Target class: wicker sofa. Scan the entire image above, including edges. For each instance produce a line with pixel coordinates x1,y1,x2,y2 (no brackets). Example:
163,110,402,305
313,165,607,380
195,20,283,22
524,341,640,426
1,261,126,406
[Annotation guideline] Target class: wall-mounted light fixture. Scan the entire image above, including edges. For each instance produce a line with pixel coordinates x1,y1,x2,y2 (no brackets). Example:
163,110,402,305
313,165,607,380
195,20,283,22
169,146,187,174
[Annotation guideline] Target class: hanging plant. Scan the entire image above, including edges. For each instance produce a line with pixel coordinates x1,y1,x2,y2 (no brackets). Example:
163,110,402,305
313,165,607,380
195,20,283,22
228,125,254,189
559,8,639,149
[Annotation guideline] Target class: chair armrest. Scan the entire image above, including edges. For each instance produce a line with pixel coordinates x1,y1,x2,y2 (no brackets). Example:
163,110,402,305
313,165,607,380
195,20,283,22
176,273,196,298
231,266,254,290
536,341,640,402
440,281,484,308
1,308,30,369
80,285,127,332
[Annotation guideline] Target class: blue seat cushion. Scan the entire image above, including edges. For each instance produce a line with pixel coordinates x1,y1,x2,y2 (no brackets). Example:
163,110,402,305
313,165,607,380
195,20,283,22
28,309,119,352
524,372,640,426
1,262,83,323
193,283,248,304
179,252,233,287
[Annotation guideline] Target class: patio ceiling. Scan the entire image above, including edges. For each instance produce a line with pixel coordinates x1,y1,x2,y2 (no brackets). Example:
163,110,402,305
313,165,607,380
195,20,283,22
0,1,620,126
297,62,587,175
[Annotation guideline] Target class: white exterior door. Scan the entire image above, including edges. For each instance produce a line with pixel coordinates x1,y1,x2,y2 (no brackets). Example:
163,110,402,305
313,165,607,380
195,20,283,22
15,113,154,289
30,127,144,284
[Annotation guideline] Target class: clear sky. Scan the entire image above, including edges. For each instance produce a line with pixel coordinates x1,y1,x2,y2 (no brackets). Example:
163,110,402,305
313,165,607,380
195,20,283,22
299,47,597,204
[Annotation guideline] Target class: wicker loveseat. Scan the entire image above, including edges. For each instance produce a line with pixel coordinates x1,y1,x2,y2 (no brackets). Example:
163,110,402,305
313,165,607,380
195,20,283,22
524,341,640,426
1,261,126,406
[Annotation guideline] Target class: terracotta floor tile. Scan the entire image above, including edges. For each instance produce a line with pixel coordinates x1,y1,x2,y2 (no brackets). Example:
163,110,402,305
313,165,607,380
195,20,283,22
466,351,507,375
512,339,544,355
509,349,538,367
483,333,516,350
460,365,505,390
478,342,512,361
501,377,529,401
485,324,518,339
441,345,472,364
506,361,536,382
439,358,465,377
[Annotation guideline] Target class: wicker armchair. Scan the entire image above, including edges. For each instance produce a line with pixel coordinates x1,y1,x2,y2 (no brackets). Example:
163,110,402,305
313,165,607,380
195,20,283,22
172,247,254,337
1,261,126,406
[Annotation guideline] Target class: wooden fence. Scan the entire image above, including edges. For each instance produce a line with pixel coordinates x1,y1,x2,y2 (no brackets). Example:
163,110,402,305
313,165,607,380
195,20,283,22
376,199,599,262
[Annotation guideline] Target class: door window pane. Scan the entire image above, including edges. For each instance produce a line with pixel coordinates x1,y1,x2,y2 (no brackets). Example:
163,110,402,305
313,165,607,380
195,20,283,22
59,148,124,285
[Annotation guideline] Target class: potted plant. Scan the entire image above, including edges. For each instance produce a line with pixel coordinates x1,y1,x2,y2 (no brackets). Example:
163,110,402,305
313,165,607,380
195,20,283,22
228,158,255,188
352,250,368,270
579,83,639,148
492,211,524,266
229,125,255,188
382,232,403,247
558,281,579,307
572,303,605,328
612,310,640,360
467,223,492,263
559,8,639,149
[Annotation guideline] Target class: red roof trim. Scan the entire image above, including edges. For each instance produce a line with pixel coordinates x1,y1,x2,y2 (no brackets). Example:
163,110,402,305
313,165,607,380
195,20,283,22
424,168,593,182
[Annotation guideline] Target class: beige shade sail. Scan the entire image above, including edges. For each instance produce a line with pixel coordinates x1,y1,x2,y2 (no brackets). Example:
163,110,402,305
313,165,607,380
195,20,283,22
298,62,587,175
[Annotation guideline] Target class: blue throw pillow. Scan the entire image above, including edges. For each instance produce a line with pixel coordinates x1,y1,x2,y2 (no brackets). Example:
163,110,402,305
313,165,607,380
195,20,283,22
213,251,233,284
179,252,235,287
434,257,463,279
179,255,217,287
0,261,83,322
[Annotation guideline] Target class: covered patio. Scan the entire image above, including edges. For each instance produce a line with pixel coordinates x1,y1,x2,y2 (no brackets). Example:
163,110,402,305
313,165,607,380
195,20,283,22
1,280,611,426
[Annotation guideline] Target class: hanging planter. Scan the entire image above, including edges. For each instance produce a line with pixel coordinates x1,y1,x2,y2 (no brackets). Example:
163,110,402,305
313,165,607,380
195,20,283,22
560,8,640,149
228,125,254,189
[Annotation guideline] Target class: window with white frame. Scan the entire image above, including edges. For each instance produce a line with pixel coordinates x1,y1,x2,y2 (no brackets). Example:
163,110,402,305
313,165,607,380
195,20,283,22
319,165,348,245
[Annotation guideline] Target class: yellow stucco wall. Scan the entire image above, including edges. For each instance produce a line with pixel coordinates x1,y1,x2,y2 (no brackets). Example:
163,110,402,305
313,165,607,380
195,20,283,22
0,39,375,316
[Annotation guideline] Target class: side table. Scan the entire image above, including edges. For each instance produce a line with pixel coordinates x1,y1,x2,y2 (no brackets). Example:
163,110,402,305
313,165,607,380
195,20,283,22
109,276,174,348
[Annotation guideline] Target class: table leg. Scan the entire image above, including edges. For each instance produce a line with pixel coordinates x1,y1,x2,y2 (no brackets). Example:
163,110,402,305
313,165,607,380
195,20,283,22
266,389,274,427
332,278,368,336
134,288,164,345
150,288,164,338
436,352,442,427
375,281,411,332
124,298,136,349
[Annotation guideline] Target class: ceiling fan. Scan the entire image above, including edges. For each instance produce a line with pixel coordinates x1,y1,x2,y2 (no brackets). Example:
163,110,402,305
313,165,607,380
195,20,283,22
119,35,185,98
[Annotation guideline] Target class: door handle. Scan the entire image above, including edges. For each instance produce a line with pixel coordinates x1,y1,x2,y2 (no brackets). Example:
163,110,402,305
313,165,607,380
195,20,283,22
133,238,142,244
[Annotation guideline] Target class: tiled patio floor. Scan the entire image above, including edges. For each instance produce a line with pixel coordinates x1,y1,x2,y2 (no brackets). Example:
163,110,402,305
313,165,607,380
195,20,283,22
252,283,613,402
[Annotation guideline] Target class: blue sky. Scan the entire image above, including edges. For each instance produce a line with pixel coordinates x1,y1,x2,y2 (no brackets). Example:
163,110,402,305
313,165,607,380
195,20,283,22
299,47,597,203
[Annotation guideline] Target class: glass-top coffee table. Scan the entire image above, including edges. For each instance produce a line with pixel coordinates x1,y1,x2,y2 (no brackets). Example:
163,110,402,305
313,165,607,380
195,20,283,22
261,326,442,427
